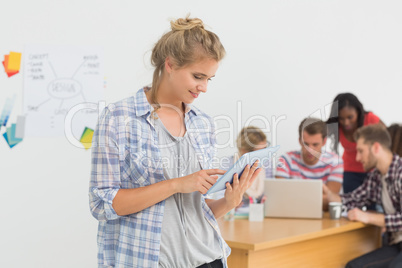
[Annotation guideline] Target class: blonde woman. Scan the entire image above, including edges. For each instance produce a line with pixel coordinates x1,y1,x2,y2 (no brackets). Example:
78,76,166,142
89,16,261,268
223,126,270,204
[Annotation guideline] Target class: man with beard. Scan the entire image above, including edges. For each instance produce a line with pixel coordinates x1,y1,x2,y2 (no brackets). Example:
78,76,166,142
324,124,402,267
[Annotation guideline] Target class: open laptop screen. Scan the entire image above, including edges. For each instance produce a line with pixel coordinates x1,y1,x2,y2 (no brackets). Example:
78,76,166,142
264,179,323,219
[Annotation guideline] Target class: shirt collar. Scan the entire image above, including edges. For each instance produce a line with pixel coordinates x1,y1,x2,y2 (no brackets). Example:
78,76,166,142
373,154,400,179
386,154,401,178
133,87,152,117
133,87,197,117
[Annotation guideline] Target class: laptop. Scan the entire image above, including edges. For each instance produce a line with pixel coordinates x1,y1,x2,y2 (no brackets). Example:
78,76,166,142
264,179,323,219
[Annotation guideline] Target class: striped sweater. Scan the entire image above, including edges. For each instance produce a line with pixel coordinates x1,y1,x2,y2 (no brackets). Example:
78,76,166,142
276,151,343,183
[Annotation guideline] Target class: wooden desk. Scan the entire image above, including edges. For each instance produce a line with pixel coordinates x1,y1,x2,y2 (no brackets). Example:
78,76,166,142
218,213,381,268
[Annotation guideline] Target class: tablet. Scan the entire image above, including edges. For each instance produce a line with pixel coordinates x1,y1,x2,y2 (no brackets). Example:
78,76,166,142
205,145,280,195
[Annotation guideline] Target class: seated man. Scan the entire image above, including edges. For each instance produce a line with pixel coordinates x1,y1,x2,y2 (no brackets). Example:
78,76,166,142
324,124,402,267
276,118,343,210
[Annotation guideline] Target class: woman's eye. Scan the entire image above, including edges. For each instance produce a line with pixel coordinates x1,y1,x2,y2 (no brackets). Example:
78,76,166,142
193,75,201,79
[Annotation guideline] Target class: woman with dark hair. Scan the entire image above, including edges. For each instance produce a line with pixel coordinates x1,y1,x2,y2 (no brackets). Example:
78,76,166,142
327,93,384,194
388,124,402,157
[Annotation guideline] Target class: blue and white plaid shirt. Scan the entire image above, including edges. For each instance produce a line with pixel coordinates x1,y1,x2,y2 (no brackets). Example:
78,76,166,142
89,88,231,268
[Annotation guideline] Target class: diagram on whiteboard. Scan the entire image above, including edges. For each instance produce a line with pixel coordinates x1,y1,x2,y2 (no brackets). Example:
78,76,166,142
23,45,104,138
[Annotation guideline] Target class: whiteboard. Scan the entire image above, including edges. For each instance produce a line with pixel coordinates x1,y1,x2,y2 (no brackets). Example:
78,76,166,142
23,45,103,138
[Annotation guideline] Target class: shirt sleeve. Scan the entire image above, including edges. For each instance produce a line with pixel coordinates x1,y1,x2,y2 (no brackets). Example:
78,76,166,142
275,155,291,178
365,112,381,125
327,155,344,184
384,214,402,232
341,172,377,210
89,106,122,221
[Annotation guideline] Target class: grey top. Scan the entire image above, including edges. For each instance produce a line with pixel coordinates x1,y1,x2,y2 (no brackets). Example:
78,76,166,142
155,118,222,268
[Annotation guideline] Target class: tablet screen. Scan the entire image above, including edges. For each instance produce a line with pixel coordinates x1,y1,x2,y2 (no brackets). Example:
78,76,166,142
205,145,280,195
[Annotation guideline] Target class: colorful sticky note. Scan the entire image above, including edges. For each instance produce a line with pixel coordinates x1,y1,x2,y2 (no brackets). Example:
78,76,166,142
80,127,94,150
2,56,19,77
3,132,17,148
6,124,23,146
15,116,26,139
0,95,16,127
7,52,22,72
2,52,21,77
3,124,23,149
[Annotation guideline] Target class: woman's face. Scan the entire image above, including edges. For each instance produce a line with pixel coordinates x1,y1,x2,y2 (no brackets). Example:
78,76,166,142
339,106,359,132
164,57,219,105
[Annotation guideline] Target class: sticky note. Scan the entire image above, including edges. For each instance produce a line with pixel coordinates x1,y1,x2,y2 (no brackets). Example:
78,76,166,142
3,55,9,71
3,130,21,148
3,132,17,148
15,116,26,139
7,124,23,146
2,114,10,126
2,55,19,77
0,95,16,126
80,127,94,150
7,52,22,72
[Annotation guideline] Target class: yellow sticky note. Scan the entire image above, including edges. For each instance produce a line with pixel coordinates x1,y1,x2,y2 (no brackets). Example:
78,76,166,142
7,52,22,72
80,127,94,150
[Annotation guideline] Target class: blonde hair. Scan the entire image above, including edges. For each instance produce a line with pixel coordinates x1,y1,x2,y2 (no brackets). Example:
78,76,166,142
149,16,226,110
237,126,267,152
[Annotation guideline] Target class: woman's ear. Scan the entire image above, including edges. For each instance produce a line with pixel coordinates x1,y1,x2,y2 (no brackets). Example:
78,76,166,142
164,57,173,74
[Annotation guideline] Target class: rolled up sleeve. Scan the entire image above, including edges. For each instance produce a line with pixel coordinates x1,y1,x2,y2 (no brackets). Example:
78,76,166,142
341,173,376,210
89,107,122,221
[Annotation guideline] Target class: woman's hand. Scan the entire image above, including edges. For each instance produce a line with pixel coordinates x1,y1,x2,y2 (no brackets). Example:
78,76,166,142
224,161,261,208
174,169,226,195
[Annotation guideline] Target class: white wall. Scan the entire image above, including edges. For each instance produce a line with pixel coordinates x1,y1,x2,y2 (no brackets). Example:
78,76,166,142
1,1,402,267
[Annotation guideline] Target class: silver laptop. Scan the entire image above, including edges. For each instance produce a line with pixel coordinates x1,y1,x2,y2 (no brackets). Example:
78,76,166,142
264,179,323,219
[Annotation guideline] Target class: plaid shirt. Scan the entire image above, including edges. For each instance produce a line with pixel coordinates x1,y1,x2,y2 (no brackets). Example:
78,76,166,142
89,88,230,268
341,154,402,235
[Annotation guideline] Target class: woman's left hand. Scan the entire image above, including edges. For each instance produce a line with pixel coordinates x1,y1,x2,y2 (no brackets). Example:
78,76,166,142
224,161,262,208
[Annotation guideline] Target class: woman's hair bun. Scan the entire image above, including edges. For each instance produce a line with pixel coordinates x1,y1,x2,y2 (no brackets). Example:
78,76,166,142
170,16,204,31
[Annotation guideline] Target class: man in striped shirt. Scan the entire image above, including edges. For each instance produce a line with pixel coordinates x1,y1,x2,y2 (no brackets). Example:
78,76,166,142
276,118,343,210
324,124,402,267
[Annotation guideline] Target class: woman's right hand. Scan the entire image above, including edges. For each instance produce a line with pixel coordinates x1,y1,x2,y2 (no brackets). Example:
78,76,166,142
174,169,226,195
